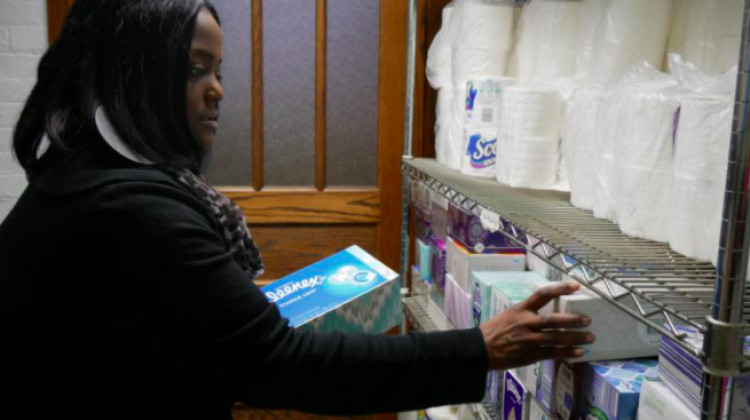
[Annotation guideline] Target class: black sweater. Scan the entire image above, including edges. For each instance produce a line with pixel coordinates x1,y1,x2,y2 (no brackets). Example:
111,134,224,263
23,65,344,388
0,149,487,420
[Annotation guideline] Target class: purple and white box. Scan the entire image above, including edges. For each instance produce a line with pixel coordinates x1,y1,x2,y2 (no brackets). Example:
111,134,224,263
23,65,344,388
447,202,525,253
428,237,447,310
504,370,529,420
659,325,750,418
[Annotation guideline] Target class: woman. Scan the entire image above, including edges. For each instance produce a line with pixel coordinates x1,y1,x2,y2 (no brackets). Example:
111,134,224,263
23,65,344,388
0,1,593,419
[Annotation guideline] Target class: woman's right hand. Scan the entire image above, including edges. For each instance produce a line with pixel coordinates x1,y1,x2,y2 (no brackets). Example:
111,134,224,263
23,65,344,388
479,281,594,371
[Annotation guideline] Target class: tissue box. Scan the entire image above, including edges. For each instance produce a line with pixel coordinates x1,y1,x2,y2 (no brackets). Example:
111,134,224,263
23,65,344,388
411,265,428,302
444,273,472,329
446,237,526,292
658,325,750,417
415,206,432,243
638,378,698,420
504,370,530,420
429,238,447,309
447,202,526,253
528,398,551,420
471,271,527,327
430,191,449,241
417,238,432,284
554,362,583,420
261,245,401,333
518,360,556,414
486,370,505,413
578,359,658,420
552,285,662,362
526,253,563,282
410,179,431,212
489,272,550,316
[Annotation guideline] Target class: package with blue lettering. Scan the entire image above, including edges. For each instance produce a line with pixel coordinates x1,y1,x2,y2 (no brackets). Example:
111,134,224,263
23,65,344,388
261,245,402,333
461,126,498,179
577,359,658,420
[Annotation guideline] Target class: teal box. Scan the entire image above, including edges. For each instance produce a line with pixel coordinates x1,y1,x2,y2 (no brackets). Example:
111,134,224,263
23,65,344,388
471,271,536,327
417,238,432,284
261,245,402,333
488,272,551,317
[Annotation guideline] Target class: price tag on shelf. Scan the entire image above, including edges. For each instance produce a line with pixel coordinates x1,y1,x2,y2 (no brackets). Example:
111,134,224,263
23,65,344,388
479,208,500,232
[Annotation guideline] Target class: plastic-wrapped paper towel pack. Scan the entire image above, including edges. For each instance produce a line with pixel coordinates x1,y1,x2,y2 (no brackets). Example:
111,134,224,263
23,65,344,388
668,0,744,74
575,0,673,82
513,0,582,83
562,83,606,210
427,5,454,168
496,86,563,189
670,96,732,264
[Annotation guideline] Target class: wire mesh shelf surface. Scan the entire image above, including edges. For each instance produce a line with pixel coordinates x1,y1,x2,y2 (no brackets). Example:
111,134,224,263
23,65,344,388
403,158,738,360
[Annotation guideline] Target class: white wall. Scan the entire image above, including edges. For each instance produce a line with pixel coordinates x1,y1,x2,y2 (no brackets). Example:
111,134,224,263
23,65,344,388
0,0,47,222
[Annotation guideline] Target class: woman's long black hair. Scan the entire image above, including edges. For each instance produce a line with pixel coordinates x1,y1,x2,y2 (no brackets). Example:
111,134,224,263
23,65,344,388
13,0,219,178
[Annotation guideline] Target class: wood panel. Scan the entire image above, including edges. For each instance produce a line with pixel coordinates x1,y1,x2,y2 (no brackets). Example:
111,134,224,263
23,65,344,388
251,0,264,191
315,0,327,192
376,0,408,271
249,224,377,281
45,0,75,44
223,189,379,225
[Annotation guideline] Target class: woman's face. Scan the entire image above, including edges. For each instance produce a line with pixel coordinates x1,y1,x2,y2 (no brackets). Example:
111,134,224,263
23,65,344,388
186,8,223,150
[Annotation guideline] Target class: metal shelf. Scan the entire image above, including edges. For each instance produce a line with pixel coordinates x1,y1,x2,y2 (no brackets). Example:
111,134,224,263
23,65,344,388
403,157,743,362
403,297,501,420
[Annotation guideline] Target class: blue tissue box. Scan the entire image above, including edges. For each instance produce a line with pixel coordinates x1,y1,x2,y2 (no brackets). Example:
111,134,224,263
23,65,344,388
578,359,658,420
261,245,402,333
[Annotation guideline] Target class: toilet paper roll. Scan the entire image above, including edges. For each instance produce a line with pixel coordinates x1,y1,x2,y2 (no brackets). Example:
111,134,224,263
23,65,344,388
461,126,498,178
498,86,563,138
680,0,744,73
670,96,733,264
576,0,673,82
614,90,680,242
496,135,560,189
562,84,606,210
445,83,469,170
451,47,511,84
515,0,582,82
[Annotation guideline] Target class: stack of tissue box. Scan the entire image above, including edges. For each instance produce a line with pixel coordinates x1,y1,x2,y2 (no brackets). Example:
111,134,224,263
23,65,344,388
261,245,401,333
470,271,544,327
490,272,550,316
444,273,472,329
577,359,658,420
659,325,750,418
447,203,524,254
504,370,530,420
518,360,557,415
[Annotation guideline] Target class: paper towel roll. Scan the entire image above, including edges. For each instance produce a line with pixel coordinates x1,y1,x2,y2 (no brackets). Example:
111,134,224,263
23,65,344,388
498,86,563,138
514,0,582,83
576,0,673,82
461,126,498,178
465,77,516,127
449,0,515,83
614,90,680,242
496,135,560,189
445,83,469,170
678,0,744,73
562,84,606,210
670,96,733,264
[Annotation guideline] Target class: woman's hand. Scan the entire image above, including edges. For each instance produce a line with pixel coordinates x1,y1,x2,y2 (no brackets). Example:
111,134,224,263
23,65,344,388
479,281,594,371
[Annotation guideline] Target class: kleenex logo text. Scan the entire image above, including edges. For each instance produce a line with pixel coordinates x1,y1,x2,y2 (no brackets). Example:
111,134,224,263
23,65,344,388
266,275,326,303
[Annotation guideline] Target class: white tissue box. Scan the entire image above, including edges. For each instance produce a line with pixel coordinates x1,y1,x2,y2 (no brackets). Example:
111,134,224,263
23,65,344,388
446,237,526,294
528,397,551,420
518,360,557,414
443,273,472,329
551,284,662,362
637,378,698,420
489,272,550,316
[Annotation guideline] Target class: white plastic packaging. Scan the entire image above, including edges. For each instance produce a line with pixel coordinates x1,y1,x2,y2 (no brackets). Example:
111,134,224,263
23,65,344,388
561,83,606,210
428,5,455,168
513,0,582,83
576,0,673,82
496,86,563,189
669,0,744,74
